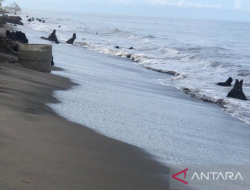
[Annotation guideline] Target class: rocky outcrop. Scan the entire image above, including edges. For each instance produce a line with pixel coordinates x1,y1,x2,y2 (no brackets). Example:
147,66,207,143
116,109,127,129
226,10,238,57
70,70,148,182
4,16,23,25
66,33,76,45
41,30,59,44
227,80,247,100
216,77,233,87
6,30,29,44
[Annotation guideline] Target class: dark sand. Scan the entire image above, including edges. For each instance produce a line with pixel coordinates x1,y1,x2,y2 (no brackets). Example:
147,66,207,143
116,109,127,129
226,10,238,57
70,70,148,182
0,62,168,190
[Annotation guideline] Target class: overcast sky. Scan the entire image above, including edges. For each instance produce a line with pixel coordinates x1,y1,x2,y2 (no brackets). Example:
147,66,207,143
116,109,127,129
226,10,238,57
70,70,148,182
3,0,250,21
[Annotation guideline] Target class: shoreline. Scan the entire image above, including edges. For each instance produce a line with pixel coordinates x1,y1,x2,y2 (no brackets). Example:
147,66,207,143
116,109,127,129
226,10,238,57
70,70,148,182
0,61,169,189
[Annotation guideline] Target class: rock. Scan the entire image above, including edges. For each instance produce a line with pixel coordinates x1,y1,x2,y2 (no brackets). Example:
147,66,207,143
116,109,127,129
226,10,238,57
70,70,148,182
42,20,45,23
115,46,120,49
16,31,29,44
41,30,59,44
227,79,247,100
66,33,76,44
37,18,42,22
129,47,134,49
6,30,29,44
216,77,233,87
58,25,61,28
26,16,29,17
28,18,32,22
13,44,19,52
51,56,54,66
32,17,34,21
127,54,132,59
4,16,23,25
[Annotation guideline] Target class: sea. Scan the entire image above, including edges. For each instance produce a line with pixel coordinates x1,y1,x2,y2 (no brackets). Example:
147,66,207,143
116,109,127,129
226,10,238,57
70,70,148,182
12,9,250,165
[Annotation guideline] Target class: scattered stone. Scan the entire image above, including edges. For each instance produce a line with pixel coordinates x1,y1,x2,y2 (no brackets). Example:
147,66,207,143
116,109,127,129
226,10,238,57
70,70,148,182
27,18,32,22
227,79,247,100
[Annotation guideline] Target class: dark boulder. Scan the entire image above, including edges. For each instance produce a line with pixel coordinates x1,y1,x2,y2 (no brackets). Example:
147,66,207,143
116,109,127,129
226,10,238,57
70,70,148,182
66,33,76,45
216,77,233,87
16,31,29,44
28,18,32,22
115,46,120,49
42,20,45,23
12,44,19,52
227,79,247,100
41,30,59,44
129,47,134,49
58,25,61,28
26,15,29,17
127,54,132,59
6,30,28,44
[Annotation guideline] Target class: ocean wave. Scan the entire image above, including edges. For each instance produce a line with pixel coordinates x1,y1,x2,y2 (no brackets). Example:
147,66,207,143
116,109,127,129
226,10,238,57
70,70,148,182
18,11,250,126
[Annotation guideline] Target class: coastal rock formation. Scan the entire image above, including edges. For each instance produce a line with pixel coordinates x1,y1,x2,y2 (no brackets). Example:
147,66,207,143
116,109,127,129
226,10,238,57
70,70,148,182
227,79,247,100
41,30,60,44
4,16,23,25
216,77,233,87
66,33,76,44
115,46,120,49
6,30,29,44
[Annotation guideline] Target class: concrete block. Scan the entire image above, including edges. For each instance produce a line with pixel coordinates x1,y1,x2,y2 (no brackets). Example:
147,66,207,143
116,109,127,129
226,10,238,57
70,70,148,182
18,44,52,73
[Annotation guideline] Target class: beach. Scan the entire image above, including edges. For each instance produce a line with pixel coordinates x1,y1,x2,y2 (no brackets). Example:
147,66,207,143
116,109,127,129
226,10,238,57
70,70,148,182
0,61,169,189
1,11,250,189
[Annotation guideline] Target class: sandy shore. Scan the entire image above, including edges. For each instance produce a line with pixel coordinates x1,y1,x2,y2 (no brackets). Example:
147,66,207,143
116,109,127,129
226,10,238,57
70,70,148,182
0,62,168,190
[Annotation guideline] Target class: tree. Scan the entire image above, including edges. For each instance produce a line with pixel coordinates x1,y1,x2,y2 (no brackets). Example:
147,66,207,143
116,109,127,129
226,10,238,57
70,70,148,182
3,2,21,15
0,0,5,13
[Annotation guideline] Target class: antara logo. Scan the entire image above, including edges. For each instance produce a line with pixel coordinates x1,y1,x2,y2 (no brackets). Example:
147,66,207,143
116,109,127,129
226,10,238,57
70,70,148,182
172,168,189,185
172,168,244,185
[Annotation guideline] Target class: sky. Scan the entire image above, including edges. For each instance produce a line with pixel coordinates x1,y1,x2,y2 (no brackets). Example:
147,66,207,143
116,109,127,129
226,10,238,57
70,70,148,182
3,0,250,21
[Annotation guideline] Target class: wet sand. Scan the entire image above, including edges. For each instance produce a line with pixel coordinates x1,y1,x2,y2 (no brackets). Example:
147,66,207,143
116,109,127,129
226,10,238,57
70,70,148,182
0,62,169,190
